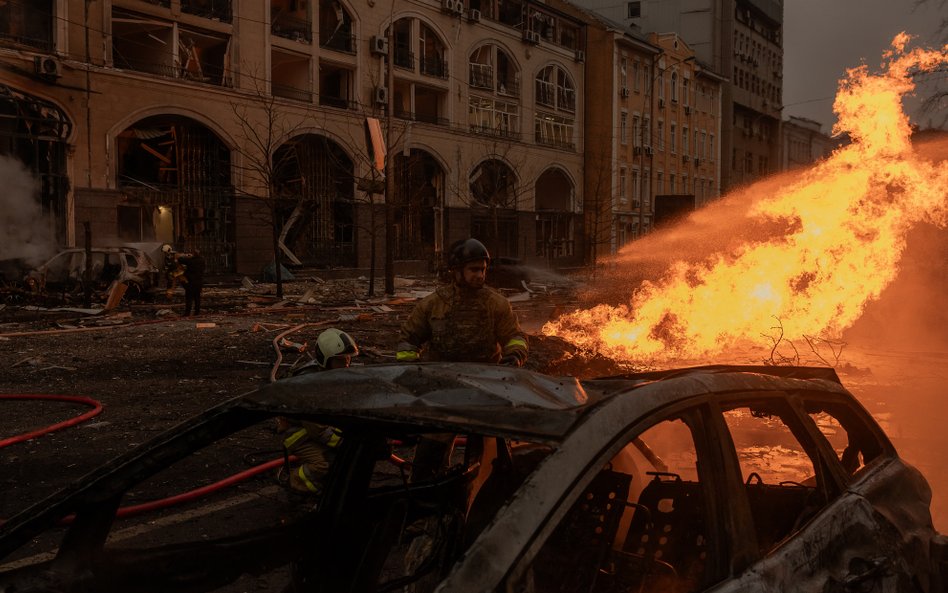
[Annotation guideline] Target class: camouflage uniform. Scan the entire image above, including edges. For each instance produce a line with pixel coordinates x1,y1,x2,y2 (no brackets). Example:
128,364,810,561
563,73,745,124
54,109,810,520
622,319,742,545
396,283,528,365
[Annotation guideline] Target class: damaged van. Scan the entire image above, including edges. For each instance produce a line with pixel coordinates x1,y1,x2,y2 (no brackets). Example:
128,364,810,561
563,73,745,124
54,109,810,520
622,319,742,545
0,364,944,592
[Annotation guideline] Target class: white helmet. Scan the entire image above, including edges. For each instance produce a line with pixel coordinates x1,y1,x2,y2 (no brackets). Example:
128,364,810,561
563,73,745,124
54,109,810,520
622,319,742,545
314,328,359,368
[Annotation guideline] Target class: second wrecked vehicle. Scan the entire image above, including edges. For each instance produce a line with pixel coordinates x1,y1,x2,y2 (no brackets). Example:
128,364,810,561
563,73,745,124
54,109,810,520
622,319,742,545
0,364,944,592
25,246,161,295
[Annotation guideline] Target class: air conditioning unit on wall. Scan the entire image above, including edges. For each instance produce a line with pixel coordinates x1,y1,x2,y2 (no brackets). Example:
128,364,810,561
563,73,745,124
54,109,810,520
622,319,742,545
523,30,540,44
370,36,389,55
468,8,481,21
620,87,630,98
34,56,62,78
374,86,389,104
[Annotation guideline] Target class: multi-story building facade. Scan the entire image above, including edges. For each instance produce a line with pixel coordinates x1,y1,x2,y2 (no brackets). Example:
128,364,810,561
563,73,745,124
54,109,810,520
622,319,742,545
781,116,838,170
573,0,782,194
0,0,588,275
582,19,722,260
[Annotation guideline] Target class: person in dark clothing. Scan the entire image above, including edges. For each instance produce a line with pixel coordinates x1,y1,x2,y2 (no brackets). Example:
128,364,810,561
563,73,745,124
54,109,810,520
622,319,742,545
177,249,205,316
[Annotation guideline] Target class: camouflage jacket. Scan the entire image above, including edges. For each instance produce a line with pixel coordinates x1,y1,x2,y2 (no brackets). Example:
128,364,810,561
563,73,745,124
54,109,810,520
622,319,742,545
397,283,528,364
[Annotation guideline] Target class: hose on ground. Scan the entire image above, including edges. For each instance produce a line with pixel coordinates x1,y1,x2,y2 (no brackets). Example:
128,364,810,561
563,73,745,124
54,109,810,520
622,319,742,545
0,394,103,449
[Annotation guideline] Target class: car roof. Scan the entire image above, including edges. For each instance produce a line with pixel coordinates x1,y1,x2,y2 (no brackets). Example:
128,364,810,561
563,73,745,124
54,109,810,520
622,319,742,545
239,363,847,443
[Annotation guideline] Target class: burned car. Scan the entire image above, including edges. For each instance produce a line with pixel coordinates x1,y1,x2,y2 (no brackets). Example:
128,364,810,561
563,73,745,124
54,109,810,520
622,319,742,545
25,247,160,295
0,364,944,593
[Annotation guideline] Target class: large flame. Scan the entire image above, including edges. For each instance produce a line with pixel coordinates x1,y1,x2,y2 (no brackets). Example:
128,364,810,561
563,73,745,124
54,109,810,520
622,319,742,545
544,35,948,362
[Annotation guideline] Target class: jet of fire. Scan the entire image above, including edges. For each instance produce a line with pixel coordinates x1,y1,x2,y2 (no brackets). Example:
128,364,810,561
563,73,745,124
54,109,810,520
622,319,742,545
544,35,948,362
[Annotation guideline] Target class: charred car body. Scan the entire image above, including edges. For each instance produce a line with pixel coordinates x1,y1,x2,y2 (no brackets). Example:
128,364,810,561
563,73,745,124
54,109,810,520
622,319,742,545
0,364,944,592
25,247,160,295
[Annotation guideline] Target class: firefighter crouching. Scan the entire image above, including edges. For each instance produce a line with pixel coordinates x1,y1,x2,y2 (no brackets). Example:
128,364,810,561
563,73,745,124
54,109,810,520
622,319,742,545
396,238,528,367
277,328,359,495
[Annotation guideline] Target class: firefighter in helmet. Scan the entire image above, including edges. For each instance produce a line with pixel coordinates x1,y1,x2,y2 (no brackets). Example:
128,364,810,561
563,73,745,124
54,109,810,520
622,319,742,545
397,238,528,366
397,238,528,482
278,328,359,495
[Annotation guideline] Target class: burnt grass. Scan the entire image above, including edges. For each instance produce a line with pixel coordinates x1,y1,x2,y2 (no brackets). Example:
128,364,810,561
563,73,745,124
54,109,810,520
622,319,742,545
0,279,626,526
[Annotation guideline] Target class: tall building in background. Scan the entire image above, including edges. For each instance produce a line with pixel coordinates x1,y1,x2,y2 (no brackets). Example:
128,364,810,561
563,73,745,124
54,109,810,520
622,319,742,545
571,0,783,193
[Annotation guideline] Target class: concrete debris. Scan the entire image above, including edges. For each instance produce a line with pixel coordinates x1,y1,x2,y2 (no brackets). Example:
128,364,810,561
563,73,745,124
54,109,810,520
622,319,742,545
507,292,532,303
297,289,316,304
241,277,255,290
156,309,176,317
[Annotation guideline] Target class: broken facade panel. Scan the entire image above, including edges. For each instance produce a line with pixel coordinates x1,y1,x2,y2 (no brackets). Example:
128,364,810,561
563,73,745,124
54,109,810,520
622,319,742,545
318,0,354,53
112,9,232,86
117,116,235,272
274,135,356,268
0,85,71,247
393,150,443,264
0,0,53,51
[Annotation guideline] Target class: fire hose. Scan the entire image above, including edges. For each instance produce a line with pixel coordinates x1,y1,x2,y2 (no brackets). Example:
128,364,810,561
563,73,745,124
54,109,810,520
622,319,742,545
0,394,411,526
0,394,103,449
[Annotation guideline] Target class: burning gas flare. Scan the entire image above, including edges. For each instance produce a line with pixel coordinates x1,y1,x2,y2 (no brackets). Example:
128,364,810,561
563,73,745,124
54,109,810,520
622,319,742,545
544,35,948,362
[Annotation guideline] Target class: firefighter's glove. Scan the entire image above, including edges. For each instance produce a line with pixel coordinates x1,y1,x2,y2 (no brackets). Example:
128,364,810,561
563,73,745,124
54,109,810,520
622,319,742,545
500,354,523,367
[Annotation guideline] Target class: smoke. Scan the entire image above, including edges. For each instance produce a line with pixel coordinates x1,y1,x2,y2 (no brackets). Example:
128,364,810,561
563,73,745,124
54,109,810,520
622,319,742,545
0,155,56,266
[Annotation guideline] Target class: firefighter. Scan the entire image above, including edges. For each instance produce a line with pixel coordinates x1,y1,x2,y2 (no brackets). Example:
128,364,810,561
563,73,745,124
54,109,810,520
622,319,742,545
176,248,205,316
161,243,187,299
277,328,359,495
397,238,528,483
396,238,528,366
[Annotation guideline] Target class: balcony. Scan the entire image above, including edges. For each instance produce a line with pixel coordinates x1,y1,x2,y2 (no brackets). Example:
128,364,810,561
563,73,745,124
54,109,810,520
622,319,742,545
395,109,448,127
272,12,312,43
420,56,449,79
469,124,520,141
319,95,358,110
272,84,312,103
182,0,232,22
469,63,493,89
320,31,355,53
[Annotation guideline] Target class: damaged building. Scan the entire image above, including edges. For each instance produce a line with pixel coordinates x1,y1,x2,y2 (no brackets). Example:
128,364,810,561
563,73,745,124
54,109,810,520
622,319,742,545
0,0,593,275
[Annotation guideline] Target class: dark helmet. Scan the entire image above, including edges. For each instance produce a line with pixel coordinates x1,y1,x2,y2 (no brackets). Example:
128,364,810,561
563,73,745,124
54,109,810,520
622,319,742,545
447,238,491,269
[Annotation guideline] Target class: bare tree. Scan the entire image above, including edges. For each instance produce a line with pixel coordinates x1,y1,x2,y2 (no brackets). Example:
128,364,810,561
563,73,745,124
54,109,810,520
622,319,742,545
229,75,309,299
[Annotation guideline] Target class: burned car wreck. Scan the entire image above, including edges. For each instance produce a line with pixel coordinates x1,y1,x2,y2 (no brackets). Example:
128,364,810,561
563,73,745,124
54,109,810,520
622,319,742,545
0,364,944,593
25,246,160,296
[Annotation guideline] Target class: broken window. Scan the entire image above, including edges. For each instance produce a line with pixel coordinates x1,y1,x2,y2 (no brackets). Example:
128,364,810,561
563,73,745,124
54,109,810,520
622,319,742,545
111,9,233,86
390,18,414,70
511,408,715,593
0,0,53,51
468,45,521,138
534,65,575,149
419,24,448,79
273,134,356,267
0,85,71,246
535,168,575,259
393,149,443,262
318,0,353,52
318,62,355,109
117,116,234,272
803,398,886,480
271,49,312,102
181,0,232,23
271,0,312,42
721,398,836,553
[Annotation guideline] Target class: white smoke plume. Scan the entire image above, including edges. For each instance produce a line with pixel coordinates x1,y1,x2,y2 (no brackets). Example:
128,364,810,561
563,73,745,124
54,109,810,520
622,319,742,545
0,154,56,266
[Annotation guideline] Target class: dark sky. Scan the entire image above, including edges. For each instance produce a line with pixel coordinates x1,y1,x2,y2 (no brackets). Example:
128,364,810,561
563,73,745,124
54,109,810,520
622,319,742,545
783,0,946,132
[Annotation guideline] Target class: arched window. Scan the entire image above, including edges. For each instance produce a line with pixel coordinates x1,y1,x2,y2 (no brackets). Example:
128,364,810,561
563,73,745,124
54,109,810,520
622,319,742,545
468,44,521,138
534,64,576,149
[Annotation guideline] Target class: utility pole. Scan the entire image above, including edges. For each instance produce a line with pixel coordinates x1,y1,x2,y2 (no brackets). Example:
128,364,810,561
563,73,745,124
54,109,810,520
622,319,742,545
383,13,396,295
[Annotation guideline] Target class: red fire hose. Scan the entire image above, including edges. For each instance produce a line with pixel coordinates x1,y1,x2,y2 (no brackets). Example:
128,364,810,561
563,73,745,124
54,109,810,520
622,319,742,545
0,394,103,449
